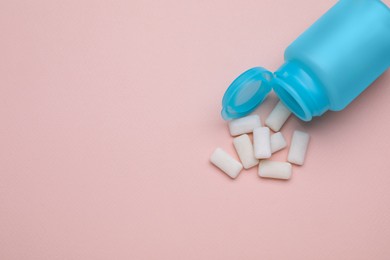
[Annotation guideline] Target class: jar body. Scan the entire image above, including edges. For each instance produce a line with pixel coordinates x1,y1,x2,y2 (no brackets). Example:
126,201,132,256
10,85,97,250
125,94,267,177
274,0,390,120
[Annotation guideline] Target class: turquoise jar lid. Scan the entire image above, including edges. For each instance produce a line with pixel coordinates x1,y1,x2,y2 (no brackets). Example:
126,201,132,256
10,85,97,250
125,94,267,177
221,67,273,120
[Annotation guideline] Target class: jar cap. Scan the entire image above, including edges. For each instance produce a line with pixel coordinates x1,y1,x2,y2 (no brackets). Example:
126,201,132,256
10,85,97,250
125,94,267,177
221,67,273,120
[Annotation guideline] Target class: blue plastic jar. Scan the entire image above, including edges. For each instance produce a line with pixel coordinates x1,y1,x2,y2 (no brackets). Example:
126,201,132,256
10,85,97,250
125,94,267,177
222,0,390,121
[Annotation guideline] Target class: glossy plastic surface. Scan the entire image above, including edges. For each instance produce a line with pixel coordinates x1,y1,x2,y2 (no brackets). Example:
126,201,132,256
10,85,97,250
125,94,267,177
221,67,272,120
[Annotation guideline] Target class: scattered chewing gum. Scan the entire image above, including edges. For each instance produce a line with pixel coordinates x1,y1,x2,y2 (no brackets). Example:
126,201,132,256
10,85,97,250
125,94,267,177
287,130,310,166
270,132,287,153
228,114,261,136
210,148,243,179
265,101,291,132
233,134,259,169
258,160,292,180
253,127,271,159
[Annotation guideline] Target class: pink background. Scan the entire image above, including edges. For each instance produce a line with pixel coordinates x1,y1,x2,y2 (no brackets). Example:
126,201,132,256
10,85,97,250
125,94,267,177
1,0,390,259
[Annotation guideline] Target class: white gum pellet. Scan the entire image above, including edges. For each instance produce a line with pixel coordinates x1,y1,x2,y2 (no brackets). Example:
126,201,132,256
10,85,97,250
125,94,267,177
210,148,243,179
270,132,287,153
228,115,261,136
258,160,292,180
253,127,271,159
233,134,259,169
265,101,291,132
287,130,310,166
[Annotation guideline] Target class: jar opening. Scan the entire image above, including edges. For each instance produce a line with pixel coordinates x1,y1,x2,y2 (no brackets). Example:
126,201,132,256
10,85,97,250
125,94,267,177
273,80,312,121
